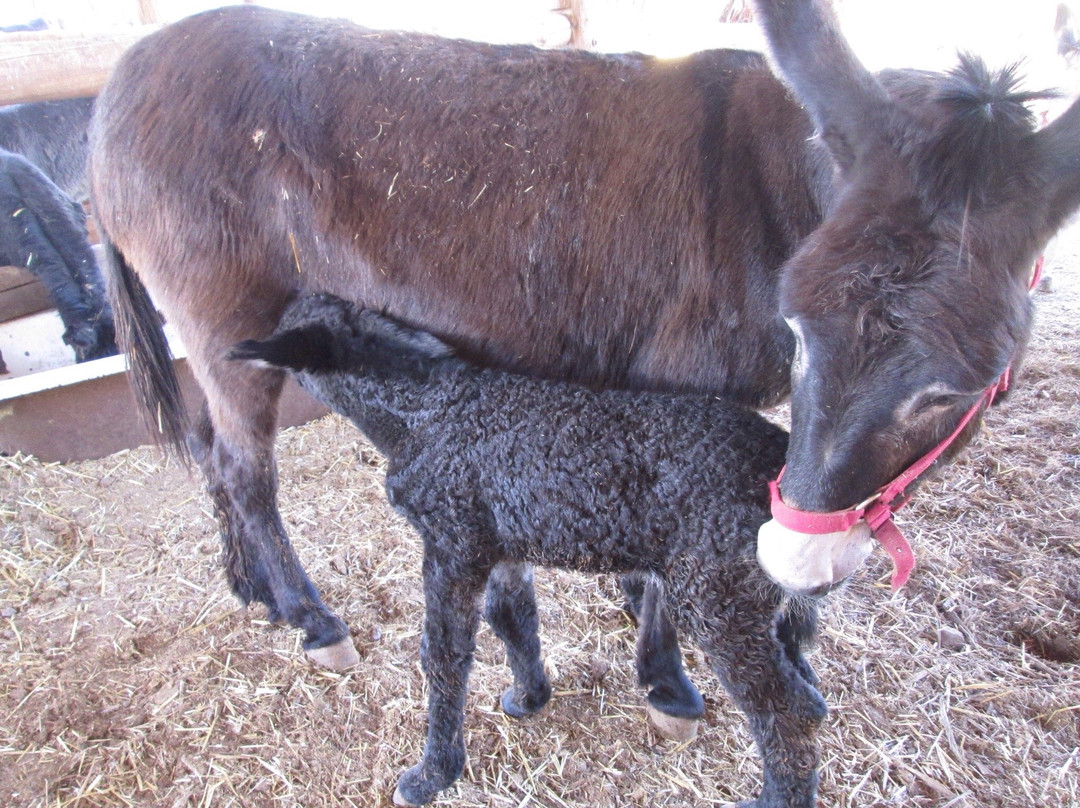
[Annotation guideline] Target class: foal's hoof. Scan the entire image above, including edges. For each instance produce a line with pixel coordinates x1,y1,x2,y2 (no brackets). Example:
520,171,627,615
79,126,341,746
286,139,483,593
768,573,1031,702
394,762,455,807
647,703,699,741
265,607,288,627
305,636,361,670
500,684,550,719
392,785,420,807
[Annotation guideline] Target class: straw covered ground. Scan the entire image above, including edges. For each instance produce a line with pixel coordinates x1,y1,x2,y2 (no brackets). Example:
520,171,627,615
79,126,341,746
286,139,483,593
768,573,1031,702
2,223,1078,806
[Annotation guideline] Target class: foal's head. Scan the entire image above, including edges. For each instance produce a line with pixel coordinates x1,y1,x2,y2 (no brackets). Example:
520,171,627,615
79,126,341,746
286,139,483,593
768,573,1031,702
752,0,1080,594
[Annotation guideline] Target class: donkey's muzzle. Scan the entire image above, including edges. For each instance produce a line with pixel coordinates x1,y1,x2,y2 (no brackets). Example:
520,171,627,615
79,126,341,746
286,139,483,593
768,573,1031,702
756,518,874,596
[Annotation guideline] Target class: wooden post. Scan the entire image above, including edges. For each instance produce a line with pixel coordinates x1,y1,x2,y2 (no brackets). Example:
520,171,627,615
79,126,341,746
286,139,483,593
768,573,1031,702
137,0,158,25
720,1,755,24
0,28,154,105
557,0,591,49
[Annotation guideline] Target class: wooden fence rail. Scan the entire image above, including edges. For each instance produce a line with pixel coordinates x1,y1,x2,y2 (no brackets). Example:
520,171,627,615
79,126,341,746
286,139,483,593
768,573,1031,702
0,28,154,106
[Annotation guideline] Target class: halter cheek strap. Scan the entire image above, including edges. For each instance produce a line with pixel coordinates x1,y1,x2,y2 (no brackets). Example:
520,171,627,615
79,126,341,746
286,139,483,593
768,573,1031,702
769,369,1009,591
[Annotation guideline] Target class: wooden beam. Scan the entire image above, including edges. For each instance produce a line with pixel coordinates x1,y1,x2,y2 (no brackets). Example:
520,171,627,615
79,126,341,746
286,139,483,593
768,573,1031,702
556,0,591,49
0,28,155,105
137,0,160,25
0,265,52,322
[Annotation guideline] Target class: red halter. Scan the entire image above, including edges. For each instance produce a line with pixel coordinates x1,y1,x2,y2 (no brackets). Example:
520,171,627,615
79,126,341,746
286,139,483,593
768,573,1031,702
767,256,1041,591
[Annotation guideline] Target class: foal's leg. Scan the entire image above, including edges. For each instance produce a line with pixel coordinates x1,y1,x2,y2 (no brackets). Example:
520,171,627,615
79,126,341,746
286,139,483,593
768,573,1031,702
0,161,114,361
776,601,820,687
634,574,704,740
394,553,488,806
484,561,552,718
56,203,116,361
620,572,648,619
187,352,358,669
694,588,826,808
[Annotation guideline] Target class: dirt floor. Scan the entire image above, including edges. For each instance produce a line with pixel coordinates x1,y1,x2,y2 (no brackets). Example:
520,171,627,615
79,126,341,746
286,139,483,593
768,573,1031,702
2,226,1078,806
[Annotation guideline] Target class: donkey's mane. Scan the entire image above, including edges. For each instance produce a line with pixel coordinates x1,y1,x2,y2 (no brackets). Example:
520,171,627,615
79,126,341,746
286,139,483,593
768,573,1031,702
937,54,1047,128
888,55,1056,207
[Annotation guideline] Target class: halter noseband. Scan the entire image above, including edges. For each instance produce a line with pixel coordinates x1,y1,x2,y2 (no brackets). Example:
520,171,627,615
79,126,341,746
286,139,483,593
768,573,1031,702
767,257,1041,591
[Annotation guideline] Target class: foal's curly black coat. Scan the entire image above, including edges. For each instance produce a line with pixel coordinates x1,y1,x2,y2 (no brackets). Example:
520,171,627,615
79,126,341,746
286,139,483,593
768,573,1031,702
233,293,824,808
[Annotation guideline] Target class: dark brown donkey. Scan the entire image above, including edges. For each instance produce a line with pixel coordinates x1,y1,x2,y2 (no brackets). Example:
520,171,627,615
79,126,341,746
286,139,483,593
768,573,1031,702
90,0,1080,719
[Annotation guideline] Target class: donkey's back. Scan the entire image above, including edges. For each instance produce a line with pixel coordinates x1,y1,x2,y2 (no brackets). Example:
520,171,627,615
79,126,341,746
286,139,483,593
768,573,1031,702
90,5,811,446
0,97,94,201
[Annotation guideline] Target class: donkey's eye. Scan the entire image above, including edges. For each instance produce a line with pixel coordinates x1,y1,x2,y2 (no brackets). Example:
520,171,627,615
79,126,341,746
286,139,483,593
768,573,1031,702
921,393,958,411
897,386,971,423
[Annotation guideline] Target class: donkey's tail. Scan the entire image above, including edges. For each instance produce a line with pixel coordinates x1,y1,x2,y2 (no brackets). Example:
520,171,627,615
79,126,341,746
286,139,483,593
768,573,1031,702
100,237,190,461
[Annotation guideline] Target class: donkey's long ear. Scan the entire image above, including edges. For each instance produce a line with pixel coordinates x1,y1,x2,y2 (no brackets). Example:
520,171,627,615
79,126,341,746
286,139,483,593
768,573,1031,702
752,0,890,173
1034,97,1080,231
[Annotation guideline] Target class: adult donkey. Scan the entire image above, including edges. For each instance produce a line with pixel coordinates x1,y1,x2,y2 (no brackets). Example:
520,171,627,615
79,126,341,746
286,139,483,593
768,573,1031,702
91,0,1079,697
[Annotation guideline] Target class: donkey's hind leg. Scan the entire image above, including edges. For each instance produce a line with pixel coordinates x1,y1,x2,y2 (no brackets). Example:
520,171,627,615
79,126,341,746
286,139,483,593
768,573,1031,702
633,574,704,741
484,561,552,718
187,361,358,670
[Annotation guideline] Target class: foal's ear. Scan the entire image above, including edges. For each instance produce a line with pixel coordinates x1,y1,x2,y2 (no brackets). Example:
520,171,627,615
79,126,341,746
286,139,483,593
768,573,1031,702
228,325,342,372
752,0,890,173
1033,96,1080,231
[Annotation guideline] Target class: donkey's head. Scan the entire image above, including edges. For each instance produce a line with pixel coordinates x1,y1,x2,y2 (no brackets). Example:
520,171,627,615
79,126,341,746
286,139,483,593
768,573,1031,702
753,0,1080,595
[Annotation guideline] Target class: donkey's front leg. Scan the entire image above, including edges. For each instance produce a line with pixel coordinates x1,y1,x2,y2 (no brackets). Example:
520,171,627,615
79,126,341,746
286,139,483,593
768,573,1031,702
394,553,488,806
700,618,825,807
776,602,821,688
189,401,358,669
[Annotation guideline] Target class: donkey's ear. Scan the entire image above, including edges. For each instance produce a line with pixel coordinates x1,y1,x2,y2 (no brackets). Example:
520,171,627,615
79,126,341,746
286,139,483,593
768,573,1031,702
752,0,890,173
1033,96,1080,231
228,325,342,372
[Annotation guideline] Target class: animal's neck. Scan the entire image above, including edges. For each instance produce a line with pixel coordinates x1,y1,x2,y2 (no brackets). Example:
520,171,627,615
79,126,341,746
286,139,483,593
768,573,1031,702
297,363,459,457
620,78,828,408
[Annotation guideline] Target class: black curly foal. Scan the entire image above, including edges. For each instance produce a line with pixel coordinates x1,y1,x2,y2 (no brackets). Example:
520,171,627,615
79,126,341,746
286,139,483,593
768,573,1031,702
232,293,827,808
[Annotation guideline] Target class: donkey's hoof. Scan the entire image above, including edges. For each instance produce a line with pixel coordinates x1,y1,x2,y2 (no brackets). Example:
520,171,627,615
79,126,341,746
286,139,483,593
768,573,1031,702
647,703,699,741
305,636,361,670
392,785,420,807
